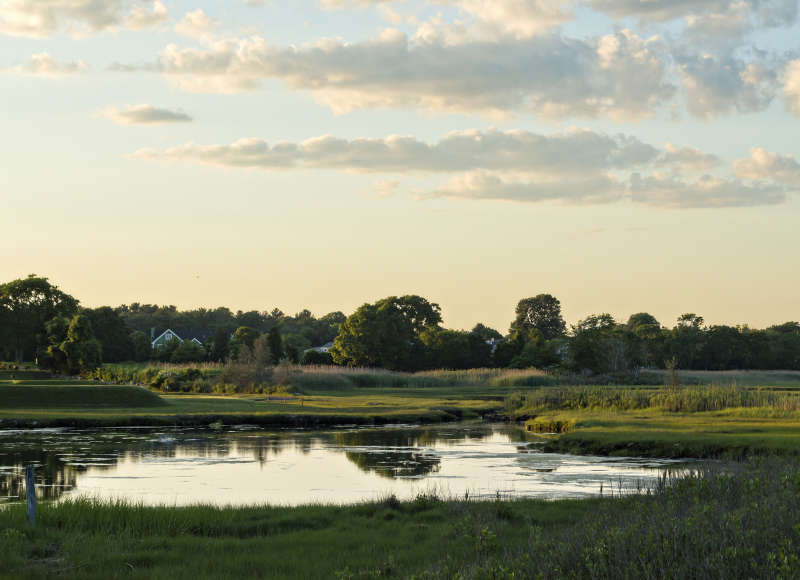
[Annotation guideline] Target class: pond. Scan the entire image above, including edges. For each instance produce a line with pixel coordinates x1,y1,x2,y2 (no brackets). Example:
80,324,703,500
0,423,685,506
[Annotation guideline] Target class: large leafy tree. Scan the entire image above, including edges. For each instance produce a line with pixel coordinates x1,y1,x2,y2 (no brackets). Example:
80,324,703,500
567,314,629,374
331,295,442,370
0,275,79,363
41,314,102,374
84,306,134,362
510,294,566,340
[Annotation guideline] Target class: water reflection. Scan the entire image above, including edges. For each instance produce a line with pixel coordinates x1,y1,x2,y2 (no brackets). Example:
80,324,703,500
0,424,686,506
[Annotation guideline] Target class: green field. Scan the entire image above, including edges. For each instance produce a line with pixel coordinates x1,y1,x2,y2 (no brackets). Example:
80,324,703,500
0,377,508,427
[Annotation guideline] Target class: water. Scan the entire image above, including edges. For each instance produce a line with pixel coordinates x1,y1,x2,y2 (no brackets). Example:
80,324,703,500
0,423,685,506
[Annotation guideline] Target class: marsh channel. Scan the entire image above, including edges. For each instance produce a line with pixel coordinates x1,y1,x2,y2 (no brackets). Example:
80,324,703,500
0,423,688,506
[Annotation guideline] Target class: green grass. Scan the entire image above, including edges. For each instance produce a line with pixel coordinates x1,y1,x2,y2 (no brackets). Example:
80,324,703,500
0,378,505,427
3,459,800,578
0,383,165,409
0,494,593,579
534,410,800,458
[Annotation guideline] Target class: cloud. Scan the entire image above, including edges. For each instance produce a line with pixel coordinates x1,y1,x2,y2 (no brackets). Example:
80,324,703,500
131,128,796,208
175,9,217,41
656,143,721,173
783,59,800,115
587,0,797,26
589,0,798,49
733,147,800,186
101,104,193,125
421,171,625,204
677,52,781,118
4,52,85,76
129,128,661,173
125,0,167,30
321,0,571,38
628,173,786,208
138,29,674,120
0,0,168,38
370,179,400,198
423,170,786,208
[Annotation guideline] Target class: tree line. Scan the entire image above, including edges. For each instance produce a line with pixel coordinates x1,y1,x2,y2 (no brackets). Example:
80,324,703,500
1,274,799,375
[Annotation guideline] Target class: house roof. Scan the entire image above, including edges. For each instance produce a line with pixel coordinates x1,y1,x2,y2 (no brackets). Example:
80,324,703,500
152,329,182,344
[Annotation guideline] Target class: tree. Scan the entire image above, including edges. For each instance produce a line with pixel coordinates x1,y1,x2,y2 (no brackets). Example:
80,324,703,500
470,323,502,342
303,350,334,365
209,328,231,362
626,313,664,368
84,306,134,362
668,313,707,369
508,330,561,369
420,328,491,369
0,275,79,363
230,326,260,358
330,295,442,370
510,294,566,340
170,339,206,363
567,314,629,374
54,315,102,374
130,331,151,362
267,326,284,363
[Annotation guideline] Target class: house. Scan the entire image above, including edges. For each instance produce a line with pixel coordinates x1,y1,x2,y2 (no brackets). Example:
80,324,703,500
485,338,502,353
151,328,209,350
305,341,334,354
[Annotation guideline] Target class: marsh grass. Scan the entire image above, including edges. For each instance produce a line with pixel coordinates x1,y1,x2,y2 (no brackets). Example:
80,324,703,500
508,382,800,415
2,459,800,578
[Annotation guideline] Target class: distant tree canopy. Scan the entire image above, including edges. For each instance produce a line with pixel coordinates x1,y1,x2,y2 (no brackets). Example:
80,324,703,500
2,274,800,374
510,294,566,341
331,295,443,371
0,275,79,363
84,307,134,363
39,314,102,374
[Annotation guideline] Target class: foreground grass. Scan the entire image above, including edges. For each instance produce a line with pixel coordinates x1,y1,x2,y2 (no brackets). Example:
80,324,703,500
0,494,593,580
2,459,799,579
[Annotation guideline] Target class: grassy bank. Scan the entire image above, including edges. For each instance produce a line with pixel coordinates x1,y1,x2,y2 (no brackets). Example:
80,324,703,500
506,383,800,458
2,459,799,578
533,410,800,458
0,378,504,428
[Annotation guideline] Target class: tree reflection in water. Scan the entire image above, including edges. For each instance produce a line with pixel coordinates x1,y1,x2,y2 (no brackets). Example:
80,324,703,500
0,424,508,501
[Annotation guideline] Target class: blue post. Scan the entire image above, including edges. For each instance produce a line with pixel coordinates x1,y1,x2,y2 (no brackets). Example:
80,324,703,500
25,465,35,525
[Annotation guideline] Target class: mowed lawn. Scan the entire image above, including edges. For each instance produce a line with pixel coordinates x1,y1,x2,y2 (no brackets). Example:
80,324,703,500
0,379,507,425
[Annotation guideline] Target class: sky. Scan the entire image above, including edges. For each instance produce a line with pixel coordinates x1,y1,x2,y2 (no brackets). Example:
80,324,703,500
1,0,799,333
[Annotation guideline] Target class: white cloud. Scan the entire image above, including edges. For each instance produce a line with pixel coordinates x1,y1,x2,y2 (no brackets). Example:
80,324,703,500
175,9,217,41
130,128,790,208
588,0,797,25
125,0,167,30
101,104,193,125
589,0,798,48
782,59,800,115
129,128,660,173
421,171,624,204
733,147,800,186
628,173,785,208
0,0,167,38
656,143,721,173
4,52,85,76
143,29,674,120
370,179,400,198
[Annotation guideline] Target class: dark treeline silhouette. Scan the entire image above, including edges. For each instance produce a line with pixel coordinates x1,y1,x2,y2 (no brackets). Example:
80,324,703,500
1,275,799,374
